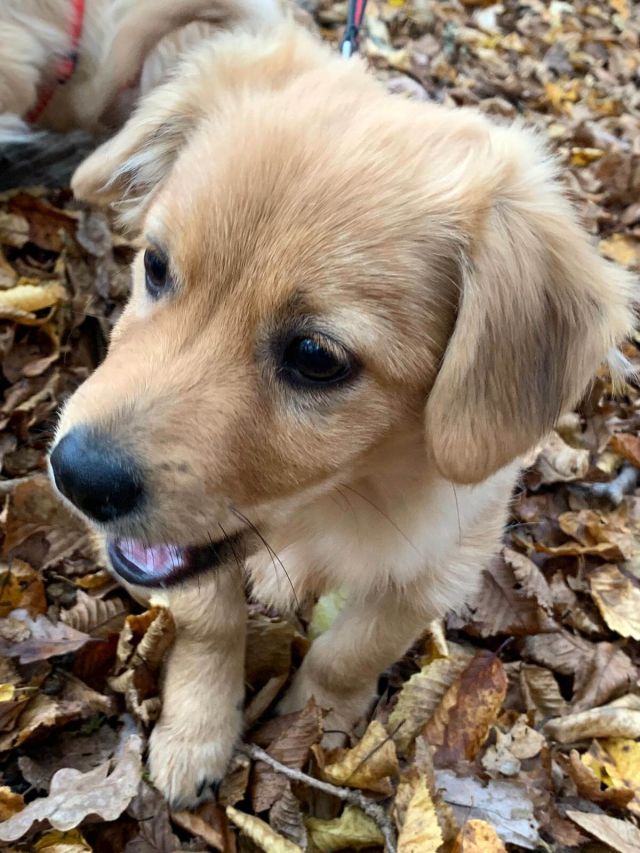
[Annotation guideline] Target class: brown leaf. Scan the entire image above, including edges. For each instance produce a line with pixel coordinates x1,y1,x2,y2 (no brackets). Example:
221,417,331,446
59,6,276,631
610,432,640,467
246,614,297,691
459,550,555,637
424,651,507,767
389,648,474,754
61,590,129,639
545,697,640,743
251,700,322,813
0,786,24,821
0,610,91,664
269,782,307,848
589,564,640,639
0,674,113,752
322,720,399,794
566,810,640,853
0,729,142,841
171,802,235,852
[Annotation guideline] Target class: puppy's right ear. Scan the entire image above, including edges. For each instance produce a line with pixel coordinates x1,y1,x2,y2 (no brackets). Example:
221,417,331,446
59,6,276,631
72,24,329,230
71,78,204,230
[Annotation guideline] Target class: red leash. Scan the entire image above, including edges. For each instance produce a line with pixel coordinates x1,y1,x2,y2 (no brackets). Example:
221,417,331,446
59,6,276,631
26,0,85,123
341,0,368,58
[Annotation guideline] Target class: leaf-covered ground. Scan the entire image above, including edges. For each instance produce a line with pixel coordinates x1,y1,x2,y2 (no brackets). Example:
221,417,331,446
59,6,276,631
0,0,639,850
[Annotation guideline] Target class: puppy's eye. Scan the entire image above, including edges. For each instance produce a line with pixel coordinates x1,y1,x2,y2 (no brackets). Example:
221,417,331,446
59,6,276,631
143,248,171,298
281,336,354,387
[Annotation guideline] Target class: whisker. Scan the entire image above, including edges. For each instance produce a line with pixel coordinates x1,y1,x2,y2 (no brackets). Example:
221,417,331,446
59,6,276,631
452,483,462,548
339,483,421,556
230,507,299,610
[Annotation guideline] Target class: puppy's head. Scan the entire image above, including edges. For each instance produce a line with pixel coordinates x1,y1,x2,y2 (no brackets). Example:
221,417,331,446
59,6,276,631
52,27,635,587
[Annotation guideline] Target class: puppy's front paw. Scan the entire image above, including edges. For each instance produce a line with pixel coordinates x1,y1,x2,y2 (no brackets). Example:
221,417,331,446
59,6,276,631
148,721,237,808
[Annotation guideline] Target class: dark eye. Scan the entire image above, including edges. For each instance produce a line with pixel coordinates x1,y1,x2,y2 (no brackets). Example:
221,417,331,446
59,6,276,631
143,248,171,298
281,336,354,387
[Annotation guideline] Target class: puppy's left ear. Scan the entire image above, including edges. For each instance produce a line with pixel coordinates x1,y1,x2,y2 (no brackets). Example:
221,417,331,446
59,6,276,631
424,123,636,484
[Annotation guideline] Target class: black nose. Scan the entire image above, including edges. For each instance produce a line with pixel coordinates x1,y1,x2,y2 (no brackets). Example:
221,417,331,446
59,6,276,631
50,428,144,523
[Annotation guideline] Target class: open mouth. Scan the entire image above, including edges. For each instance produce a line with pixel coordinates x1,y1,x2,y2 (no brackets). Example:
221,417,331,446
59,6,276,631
107,534,244,587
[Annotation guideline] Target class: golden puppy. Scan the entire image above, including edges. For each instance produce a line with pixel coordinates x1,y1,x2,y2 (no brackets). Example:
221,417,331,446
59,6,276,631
0,0,281,131
49,22,636,806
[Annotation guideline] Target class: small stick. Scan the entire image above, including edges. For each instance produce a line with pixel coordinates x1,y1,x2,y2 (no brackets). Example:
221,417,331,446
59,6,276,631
238,742,397,853
576,464,638,507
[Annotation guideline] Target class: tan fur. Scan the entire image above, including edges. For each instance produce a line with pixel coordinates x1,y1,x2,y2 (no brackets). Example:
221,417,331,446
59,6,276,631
53,24,636,806
0,0,282,131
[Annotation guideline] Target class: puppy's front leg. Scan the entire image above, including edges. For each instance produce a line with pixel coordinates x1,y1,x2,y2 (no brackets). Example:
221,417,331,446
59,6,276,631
148,567,246,808
280,590,429,741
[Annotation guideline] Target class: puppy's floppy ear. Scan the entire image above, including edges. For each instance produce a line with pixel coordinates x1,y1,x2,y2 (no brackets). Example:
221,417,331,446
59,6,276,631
424,123,636,484
72,24,329,230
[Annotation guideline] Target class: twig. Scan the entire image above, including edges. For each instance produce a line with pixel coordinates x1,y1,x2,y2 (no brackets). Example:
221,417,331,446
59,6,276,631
238,742,397,853
575,464,638,507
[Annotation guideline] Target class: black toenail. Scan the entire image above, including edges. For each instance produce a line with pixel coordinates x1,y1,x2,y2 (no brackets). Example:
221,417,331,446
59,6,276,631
209,779,221,797
196,779,207,798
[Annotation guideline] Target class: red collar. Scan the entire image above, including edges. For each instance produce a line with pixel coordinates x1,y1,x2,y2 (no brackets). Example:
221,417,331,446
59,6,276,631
26,0,85,123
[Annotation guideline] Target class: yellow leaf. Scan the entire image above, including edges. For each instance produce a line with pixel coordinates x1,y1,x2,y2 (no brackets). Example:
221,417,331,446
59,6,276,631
323,720,398,793
34,828,93,853
599,234,639,268
451,820,506,852
0,282,65,314
570,147,604,167
0,787,24,822
609,0,629,19
589,565,640,639
306,806,383,852
583,739,640,815
397,776,443,852
0,684,16,702
227,806,302,853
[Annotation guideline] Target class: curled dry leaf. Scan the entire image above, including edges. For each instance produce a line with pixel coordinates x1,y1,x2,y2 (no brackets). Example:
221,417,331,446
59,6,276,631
566,810,640,853
227,805,302,853
482,716,545,778
108,607,175,724
424,650,507,767
0,609,91,664
389,650,473,754
610,432,640,467
171,802,234,852
451,819,507,853
545,701,640,743
589,564,640,639
0,730,142,841
305,806,383,853
562,749,634,810
396,774,443,853
322,719,399,794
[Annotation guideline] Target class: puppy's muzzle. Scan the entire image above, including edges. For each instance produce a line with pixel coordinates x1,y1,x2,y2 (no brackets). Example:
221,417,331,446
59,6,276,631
50,427,144,523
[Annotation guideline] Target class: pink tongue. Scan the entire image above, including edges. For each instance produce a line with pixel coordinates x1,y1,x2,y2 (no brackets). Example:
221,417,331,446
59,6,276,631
118,541,186,575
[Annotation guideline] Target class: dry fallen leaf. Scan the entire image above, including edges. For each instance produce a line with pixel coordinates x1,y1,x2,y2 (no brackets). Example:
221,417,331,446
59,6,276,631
305,806,384,852
582,739,640,815
397,774,443,852
389,650,473,754
0,728,142,841
436,770,540,849
451,819,507,853
589,564,640,639
566,810,640,853
0,560,46,617
424,650,507,766
33,828,93,853
323,719,399,794
545,696,640,743
0,609,91,664
61,590,129,639
227,805,302,853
